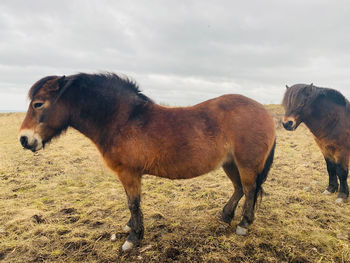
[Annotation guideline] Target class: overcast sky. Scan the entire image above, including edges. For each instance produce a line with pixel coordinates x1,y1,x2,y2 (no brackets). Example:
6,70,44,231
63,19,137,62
1,0,350,111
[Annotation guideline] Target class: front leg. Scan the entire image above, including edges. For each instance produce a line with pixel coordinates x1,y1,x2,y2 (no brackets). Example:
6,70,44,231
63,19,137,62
123,218,132,233
116,171,144,251
124,195,144,249
323,159,338,194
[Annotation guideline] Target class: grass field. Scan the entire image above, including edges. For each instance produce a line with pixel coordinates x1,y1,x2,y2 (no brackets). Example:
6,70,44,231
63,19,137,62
0,106,349,263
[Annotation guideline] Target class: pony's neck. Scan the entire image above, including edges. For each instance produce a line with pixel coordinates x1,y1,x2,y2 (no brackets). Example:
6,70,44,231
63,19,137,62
69,108,117,153
69,115,116,153
303,97,340,138
67,93,148,154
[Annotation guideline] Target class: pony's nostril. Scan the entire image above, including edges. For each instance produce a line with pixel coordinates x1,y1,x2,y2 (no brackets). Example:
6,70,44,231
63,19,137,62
20,136,28,148
282,120,295,130
287,121,294,127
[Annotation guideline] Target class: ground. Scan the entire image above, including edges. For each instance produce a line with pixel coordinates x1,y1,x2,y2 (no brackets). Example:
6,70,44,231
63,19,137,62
0,106,349,263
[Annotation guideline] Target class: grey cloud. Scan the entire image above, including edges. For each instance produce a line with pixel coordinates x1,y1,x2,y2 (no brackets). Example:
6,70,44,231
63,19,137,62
1,0,350,110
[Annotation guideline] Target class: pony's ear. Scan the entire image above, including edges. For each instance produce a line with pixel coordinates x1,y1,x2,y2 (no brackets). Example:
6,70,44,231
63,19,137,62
56,75,76,101
49,76,66,91
310,83,314,87
302,85,313,97
58,75,66,89
286,85,290,89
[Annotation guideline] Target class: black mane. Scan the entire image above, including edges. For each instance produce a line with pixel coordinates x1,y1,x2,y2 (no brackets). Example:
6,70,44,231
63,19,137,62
318,87,349,108
29,73,153,104
66,73,155,126
283,84,349,111
65,73,153,103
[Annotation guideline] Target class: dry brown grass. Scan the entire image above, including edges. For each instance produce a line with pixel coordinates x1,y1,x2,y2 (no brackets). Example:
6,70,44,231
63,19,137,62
0,106,350,263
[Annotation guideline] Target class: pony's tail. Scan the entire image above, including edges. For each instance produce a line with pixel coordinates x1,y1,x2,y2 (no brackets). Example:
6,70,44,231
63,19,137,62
253,139,276,209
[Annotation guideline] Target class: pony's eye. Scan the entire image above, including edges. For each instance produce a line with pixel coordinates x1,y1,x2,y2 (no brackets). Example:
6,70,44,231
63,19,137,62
33,102,44,109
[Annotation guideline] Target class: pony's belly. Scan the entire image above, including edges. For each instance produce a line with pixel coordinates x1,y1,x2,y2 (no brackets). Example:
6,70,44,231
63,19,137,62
149,170,206,180
146,157,227,180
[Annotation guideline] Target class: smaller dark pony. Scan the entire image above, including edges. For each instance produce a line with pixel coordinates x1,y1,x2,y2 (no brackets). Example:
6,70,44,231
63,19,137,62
282,83,349,203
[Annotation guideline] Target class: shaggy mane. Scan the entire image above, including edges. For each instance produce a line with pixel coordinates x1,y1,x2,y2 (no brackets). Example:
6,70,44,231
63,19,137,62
283,84,349,112
28,73,153,103
321,88,349,108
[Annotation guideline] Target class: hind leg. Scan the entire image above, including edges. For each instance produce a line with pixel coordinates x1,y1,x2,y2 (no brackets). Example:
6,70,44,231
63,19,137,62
332,152,349,203
336,164,349,203
221,162,243,223
236,169,257,236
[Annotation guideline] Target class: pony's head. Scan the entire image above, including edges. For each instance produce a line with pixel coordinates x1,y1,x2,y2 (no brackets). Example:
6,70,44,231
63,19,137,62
281,83,316,131
19,75,70,152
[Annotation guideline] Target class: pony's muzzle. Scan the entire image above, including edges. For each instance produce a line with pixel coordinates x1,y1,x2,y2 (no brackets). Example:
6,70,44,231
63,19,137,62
282,120,295,131
20,135,38,152
18,129,43,152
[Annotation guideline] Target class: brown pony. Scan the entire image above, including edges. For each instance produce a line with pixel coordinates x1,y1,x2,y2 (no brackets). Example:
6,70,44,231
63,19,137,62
282,83,349,203
19,73,276,251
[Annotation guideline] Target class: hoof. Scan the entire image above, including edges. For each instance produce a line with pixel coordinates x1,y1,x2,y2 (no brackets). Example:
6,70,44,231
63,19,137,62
122,240,134,251
322,190,332,195
110,234,117,242
123,225,131,233
335,198,345,204
236,225,248,236
221,214,233,224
